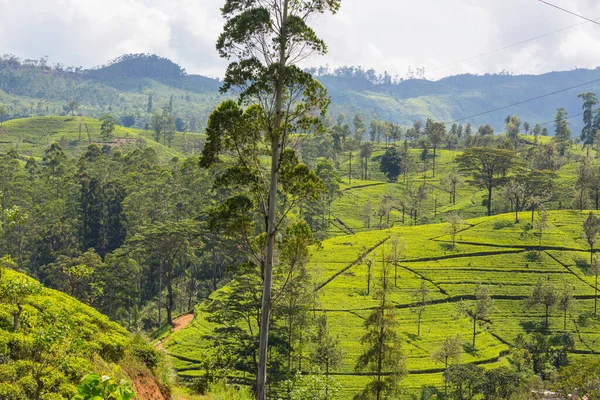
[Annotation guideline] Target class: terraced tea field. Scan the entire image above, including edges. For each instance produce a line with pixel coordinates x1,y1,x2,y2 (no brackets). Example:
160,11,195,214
166,210,600,398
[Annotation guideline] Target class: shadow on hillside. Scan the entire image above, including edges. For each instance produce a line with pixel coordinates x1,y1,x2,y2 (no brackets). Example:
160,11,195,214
439,242,458,252
463,343,478,356
520,319,548,334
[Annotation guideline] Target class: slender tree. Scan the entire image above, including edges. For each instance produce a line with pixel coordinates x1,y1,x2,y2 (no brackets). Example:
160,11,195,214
355,255,405,400
432,334,463,395
528,277,557,329
99,114,116,143
558,280,574,332
467,283,493,348
411,279,430,336
426,120,446,177
579,92,598,145
583,211,600,264
554,108,571,156
208,2,340,397
311,313,343,399
446,212,465,247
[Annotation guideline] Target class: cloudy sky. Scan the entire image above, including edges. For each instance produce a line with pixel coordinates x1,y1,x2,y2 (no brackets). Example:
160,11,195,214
1,0,599,80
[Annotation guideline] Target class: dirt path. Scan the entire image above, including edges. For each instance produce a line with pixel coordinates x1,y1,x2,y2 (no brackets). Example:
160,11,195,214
154,313,194,350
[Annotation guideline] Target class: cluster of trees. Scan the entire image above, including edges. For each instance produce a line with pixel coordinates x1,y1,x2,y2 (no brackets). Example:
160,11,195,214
0,143,231,330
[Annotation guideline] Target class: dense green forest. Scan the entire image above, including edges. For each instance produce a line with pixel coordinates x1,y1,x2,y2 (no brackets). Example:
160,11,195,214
3,0,600,399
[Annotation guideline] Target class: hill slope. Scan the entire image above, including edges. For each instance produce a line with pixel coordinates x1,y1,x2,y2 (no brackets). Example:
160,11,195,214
0,264,169,399
166,210,600,398
0,116,203,159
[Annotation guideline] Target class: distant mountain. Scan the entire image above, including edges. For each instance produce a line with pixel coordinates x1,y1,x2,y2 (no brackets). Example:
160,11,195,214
0,53,599,134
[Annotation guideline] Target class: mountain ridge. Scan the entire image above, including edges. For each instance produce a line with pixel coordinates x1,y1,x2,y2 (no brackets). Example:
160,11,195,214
1,53,599,133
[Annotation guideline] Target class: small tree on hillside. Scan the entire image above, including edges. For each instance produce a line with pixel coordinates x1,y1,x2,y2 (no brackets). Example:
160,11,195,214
432,334,463,395
527,277,557,329
446,212,466,247
536,210,549,255
99,114,116,143
361,200,372,229
457,147,519,216
583,211,600,264
502,179,526,223
558,280,574,332
426,120,446,177
355,256,406,400
411,279,430,336
379,147,403,182
311,313,344,399
441,171,464,205
0,274,42,330
466,283,493,348
387,235,404,287
68,100,78,117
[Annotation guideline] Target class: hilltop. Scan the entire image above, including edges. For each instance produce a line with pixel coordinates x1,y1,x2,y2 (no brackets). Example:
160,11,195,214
1,54,599,133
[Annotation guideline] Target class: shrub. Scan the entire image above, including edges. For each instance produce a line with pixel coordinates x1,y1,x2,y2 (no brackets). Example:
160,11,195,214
94,334,127,363
493,220,514,230
131,335,160,369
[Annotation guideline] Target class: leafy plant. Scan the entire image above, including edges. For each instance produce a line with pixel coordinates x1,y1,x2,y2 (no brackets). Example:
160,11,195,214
73,373,135,400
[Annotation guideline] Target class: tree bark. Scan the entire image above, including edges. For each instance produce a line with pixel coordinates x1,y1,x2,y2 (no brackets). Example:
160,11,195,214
13,304,22,331
487,181,493,216
256,2,288,396
472,316,476,347
433,147,436,177
595,273,598,316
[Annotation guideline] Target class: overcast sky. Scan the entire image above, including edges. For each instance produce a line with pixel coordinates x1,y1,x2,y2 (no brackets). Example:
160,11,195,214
1,0,599,80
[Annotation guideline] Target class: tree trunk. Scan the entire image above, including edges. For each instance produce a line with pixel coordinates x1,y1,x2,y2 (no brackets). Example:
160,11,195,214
256,2,288,392
433,147,436,177
367,263,371,295
417,312,421,336
166,276,174,326
348,151,352,185
13,305,22,331
545,305,549,329
472,316,477,348
594,273,598,317
487,182,493,216
452,183,456,205
325,359,329,400
158,272,162,326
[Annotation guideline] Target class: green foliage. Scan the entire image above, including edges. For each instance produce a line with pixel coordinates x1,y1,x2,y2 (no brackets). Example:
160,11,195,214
73,373,134,400
379,147,403,182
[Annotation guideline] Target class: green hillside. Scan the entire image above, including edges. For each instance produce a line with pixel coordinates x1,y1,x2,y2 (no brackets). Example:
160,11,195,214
166,211,600,398
0,262,168,399
0,116,204,160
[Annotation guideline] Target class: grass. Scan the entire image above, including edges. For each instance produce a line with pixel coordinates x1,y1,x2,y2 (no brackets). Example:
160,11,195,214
166,210,600,398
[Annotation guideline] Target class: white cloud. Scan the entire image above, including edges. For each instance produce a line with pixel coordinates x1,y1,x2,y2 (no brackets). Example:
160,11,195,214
0,0,599,79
